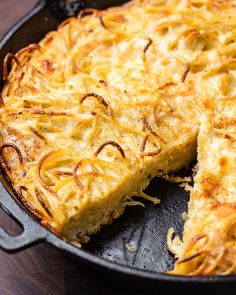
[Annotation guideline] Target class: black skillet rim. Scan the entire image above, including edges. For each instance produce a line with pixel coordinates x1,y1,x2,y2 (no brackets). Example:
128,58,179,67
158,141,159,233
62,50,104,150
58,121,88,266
0,0,235,285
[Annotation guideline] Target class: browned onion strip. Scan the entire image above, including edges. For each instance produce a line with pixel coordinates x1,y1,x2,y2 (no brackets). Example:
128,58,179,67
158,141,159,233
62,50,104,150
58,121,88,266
7,111,23,116
73,161,85,191
143,150,162,157
0,94,5,107
53,171,73,176
140,135,162,157
15,44,40,58
99,79,108,86
58,17,75,29
80,93,113,116
44,35,54,45
78,8,98,19
95,141,126,158
54,170,101,179
8,109,69,117
28,63,43,75
36,151,59,199
177,252,202,264
31,109,69,116
157,82,176,91
35,188,53,218
73,161,103,190
181,63,190,83
24,84,37,92
224,134,232,139
78,8,106,28
3,53,20,81
0,143,23,171
29,127,47,143
15,72,25,91
140,135,148,154
48,111,69,116
80,171,102,177
18,186,43,219
143,38,153,54
42,60,55,72
141,117,166,143
98,11,107,29
32,110,50,115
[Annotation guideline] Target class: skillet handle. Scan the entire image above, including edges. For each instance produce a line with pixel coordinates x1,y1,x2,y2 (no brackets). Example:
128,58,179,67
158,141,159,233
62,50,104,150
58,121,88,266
0,179,47,252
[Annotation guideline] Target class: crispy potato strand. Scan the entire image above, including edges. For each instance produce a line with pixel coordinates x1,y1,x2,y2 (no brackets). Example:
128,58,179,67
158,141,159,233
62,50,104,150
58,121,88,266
15,44,40,58
29,127,47,143
98,11,107,29
177,252,202,264
35,188,53,218
53,171,73,176
0,143,23,171
95,141,126,158
58,17,75,29
36,151,59,199
78,8,98,19
80,93,113,116
0,94,5,107
141,117,166,143
18,186,43,219
140,135,162,157
78,8,106,29
31,109,69,116
143,38,153,54
3,53,20,81
73,161,85,191
181,63,190,83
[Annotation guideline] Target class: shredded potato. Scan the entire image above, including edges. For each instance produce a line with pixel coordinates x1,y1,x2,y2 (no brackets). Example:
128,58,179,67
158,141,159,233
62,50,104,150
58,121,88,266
167,227,183,258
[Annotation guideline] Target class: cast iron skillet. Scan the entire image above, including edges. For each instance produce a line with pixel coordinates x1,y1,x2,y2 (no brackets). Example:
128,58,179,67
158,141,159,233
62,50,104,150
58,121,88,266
0,0,235,288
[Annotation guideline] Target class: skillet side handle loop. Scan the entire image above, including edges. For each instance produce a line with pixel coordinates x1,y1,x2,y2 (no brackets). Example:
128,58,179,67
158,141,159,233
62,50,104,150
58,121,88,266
0,224,46,252
45,0,87,21
0,180,47,252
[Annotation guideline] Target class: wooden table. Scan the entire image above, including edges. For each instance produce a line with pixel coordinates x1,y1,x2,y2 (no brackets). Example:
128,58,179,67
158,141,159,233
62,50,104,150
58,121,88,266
0,2,147,294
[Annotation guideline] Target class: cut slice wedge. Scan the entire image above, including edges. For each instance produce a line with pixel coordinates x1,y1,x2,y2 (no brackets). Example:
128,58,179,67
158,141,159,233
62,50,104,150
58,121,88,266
172,111,236,275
